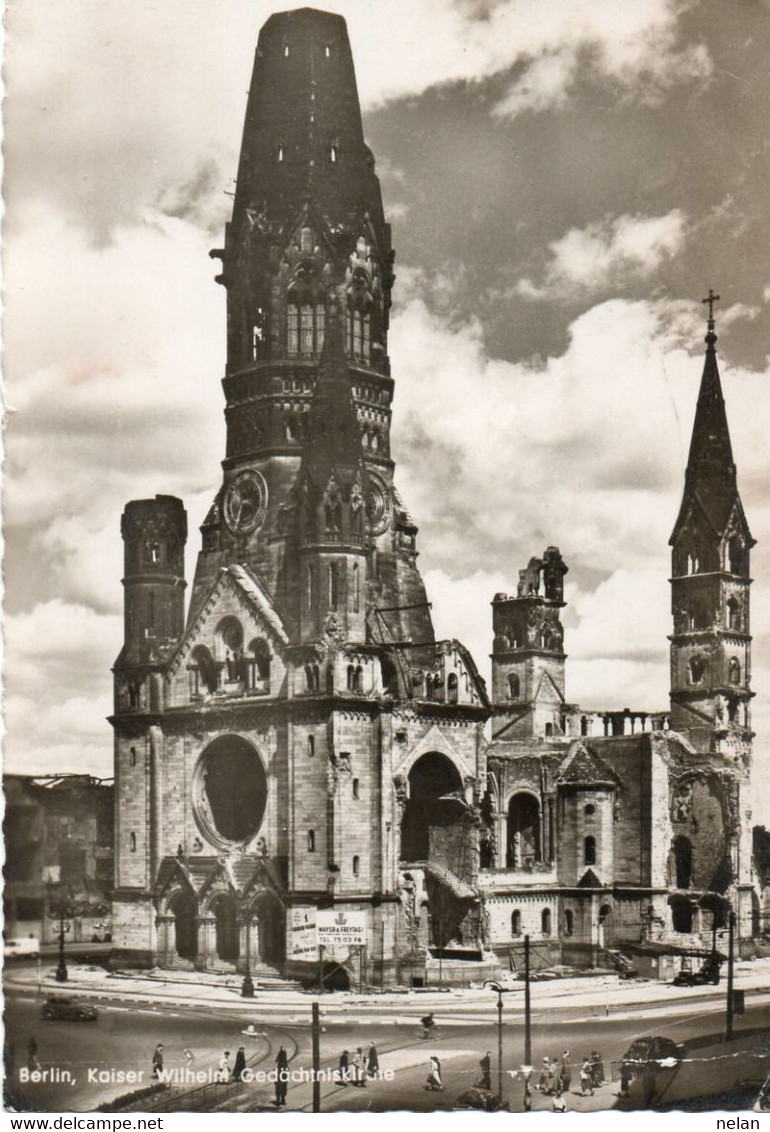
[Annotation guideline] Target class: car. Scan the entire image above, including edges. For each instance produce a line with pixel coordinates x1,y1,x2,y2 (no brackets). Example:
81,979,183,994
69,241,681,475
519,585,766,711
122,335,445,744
672,955,722,986
454,1087,508,1112
40,996,98,1022
619,1036,682,1090
4,937,41,959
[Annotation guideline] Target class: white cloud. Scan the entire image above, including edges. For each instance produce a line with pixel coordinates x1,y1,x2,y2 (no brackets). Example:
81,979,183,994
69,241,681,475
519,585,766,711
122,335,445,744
517,211,687,298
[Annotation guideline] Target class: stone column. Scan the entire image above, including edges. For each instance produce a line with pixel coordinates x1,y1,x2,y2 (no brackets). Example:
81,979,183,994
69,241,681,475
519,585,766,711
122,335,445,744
196,915,216,970
157,914,176,966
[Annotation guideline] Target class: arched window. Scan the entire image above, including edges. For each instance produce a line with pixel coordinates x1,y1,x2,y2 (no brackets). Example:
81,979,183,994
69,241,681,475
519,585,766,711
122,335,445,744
307,564,315,611
689,656,707,684
308,735,315,758
324,43,331,58
687,551,700,575
352,855,360,876
286,266,326,357
511,910,521,937
447,673,459,704
508,673,520,700
283,43,290,57
305,664,320,693
277,143,285,163
248,638,271,690
329,562,339,610
727,598,742,631
307,830,315,853
580,716,589,736
346,268,373,363
728,537,744,575
564,909,574,936
192,645,219,695
347,665,356,691
352,778,359,799
130,832,137,853
584,836,596,866
541,908,552,936
413,672,425,699
130,747,137,767
729,657,741,685
328,137,339,163
545,722,554,738
352,563,360,613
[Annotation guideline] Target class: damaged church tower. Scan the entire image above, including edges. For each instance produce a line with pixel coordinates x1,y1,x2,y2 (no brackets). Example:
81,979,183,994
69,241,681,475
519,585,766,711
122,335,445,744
111,13,760,984
111,8,490,984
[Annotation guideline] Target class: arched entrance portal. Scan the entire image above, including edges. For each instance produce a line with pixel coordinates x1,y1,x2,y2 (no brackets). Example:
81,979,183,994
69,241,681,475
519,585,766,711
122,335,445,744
254,894,285,967
400,753,464,862
170,891,197,960
212,894,239,963
506,793,541,867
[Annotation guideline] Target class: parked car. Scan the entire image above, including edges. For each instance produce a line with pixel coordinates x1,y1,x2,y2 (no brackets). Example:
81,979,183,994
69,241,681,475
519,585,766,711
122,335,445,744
620,1036,682,1091
3,937,41,959
454,1087,508,1112
40,996,98,1022
672,955,722,986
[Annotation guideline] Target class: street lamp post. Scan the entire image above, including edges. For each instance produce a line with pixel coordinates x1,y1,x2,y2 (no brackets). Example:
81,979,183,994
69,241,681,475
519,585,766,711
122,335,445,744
484,980,514,1102
241,917,255,998
54,889,68,983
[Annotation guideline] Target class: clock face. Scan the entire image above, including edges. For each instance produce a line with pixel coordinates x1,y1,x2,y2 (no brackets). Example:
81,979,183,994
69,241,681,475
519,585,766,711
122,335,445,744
366,472,393,536
223,470,268,535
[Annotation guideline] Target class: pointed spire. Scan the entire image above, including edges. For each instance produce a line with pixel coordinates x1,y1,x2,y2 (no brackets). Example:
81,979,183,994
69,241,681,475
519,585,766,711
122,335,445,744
683,289,737,532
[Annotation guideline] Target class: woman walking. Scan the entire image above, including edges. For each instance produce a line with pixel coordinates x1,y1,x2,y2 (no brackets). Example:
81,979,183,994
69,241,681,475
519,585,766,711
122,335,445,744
426,1055,443,1091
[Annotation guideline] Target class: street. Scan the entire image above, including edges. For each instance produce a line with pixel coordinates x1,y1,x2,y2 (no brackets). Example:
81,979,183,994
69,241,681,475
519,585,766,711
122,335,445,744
4,972,769,1113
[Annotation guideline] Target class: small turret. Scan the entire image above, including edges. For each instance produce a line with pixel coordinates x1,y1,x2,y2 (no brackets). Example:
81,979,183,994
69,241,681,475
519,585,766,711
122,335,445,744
490,548,568,740
119,495,187,670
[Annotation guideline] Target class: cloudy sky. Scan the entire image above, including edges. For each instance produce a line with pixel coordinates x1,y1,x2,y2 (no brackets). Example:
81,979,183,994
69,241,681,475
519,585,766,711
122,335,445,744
4,0,770,817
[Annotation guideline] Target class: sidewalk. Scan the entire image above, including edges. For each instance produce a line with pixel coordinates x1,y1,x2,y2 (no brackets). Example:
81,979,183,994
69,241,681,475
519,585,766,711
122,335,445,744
6,955,770,1023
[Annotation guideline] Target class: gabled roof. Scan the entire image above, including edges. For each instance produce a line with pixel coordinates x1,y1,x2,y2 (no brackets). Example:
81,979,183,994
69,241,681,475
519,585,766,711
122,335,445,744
577,868,604,889
557,742,621,788
167,564,289,677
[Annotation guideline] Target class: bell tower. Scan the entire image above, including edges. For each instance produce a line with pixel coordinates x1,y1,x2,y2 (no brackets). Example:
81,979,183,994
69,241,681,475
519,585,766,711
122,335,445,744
669,291,754,755
491,546,568,740
192,7,433,650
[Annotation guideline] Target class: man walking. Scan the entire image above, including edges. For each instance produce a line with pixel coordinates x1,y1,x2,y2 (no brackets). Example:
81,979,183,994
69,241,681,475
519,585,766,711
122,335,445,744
478,1051,492,1091
151,1044,164,1079
274,1045,289,1107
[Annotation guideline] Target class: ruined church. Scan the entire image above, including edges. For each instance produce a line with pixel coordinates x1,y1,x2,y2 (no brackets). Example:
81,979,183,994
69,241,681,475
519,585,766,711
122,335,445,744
111,8,760,984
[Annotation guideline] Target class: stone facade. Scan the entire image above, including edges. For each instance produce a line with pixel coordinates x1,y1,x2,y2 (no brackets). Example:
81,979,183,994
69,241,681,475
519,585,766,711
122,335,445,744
110,9,761,986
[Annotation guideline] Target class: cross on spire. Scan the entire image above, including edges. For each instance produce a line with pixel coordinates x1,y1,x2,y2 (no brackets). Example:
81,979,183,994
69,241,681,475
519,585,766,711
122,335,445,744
701,287,720,328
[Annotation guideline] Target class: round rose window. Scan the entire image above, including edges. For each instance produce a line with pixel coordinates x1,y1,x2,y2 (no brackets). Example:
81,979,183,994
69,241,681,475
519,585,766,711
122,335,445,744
193,735,267,847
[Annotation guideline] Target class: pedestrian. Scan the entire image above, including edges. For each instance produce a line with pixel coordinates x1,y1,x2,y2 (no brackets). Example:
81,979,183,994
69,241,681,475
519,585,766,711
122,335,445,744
337,1049,349,1086
27,1038,40,1073
478,1051,492,1090
274,1046,289,1106
151,1044,164,1079
552,1090,567,1113
589,1049,604,1087
352,1047,366,1087
366,1042,379,1079
233,1046,247,1083
559,1050,572,1093
537,1056,554,1095
218,1050,231,1082
183,1048,194,1068
580,1057,594,1096
426,1054,443,1091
